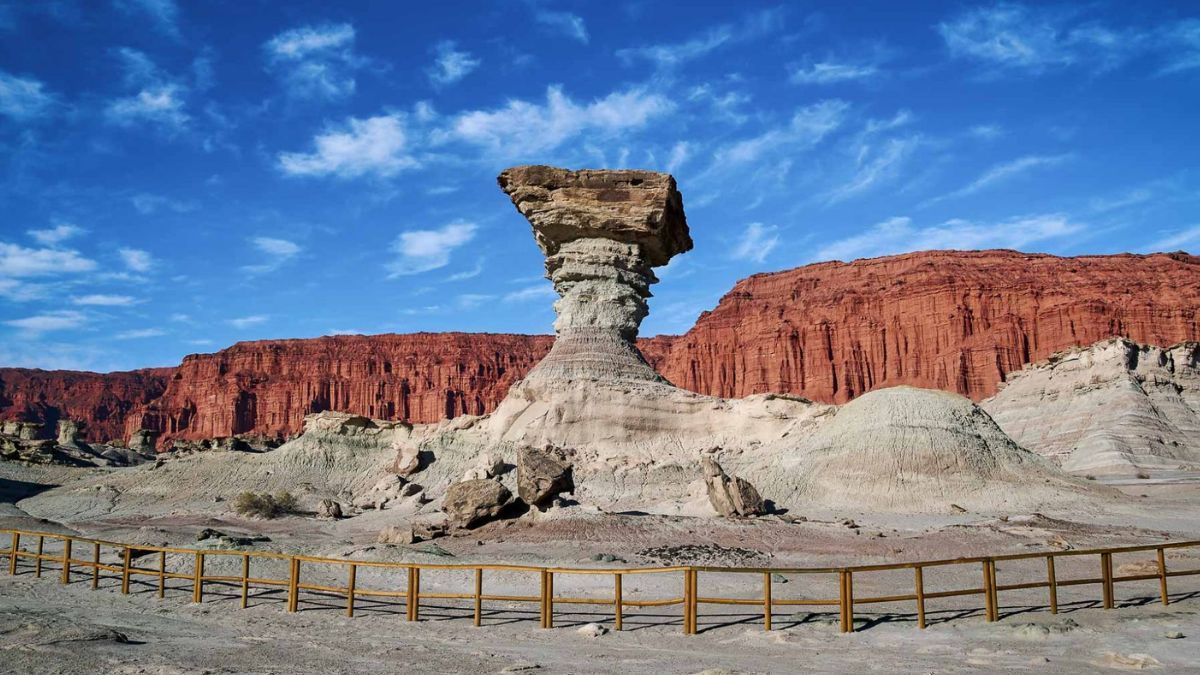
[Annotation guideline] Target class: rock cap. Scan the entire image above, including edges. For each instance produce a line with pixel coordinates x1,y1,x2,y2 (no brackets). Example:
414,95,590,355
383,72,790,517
497,165,692,267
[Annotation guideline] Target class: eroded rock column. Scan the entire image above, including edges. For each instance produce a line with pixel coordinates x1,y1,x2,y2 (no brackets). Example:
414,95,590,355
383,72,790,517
498,165,692,385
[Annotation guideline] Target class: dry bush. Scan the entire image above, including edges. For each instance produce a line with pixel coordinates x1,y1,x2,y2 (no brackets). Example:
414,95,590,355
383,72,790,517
232,491,300,519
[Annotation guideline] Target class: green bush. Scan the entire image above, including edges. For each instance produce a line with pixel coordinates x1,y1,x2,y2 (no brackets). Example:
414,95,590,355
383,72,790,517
232,491,300,519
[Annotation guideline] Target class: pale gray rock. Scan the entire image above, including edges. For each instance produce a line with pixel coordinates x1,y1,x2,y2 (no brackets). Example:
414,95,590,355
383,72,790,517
701,457,765,517
442,479,511,529
316,499,343,519
56,419,84,447
128,429,159,454
391,441,421,476
517,444,574,507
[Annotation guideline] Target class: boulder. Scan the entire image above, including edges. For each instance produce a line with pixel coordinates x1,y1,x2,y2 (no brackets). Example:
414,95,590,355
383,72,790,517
128,429,159,454
442,479,511,529
462,451,504,481
517,445,574,507
316,499,343,519
377,525,417,545
391,442,421,476
56,419,84,447
701,457,765,517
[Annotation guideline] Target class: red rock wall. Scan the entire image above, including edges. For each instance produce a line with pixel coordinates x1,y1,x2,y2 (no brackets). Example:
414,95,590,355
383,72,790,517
0,368,172,442
653,250,1200,402
3,250,1198,446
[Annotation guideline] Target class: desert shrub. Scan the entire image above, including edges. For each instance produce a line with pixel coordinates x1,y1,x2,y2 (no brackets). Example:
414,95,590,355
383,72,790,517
1136,471,1151,480
232,491,300,519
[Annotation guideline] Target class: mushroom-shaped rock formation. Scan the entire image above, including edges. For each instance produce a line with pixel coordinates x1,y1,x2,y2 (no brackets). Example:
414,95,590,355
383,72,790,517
498,165,692,385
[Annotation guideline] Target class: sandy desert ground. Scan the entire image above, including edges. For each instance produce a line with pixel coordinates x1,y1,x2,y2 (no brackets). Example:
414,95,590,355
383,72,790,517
2,460,1199,674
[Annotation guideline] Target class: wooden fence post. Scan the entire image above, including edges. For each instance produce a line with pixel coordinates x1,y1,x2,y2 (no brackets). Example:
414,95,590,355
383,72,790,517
34,536,43,578
158,551,166,598
91,542,100,589
914,566,926,629
346,563,356,618
192,552,205,603
1101,552,1114,609
614,573,623,631
981,561,995,621
7,532,17,575
681,569,692,634
287,558,299,613
241,554,250,609
987,560,1000,621
473,567,482,627
120,547,131,594
1046,555,1058,614
407,566,420,622
60,538,72,585
1157,548,1169,606
763,571,773,631
845,570,855,633
546,571,555,629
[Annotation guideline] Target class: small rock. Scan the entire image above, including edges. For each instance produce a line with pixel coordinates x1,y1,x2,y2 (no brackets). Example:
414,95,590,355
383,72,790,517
577,623,608,637
391,442,421,476
950,504,967,513
316,499,343,520
196,528,226,541
377,525,416,545
771,573,788,584
1165,631,1185,639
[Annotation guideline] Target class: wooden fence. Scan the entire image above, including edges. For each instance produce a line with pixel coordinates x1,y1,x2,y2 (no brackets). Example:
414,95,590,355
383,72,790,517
3,527,1198,634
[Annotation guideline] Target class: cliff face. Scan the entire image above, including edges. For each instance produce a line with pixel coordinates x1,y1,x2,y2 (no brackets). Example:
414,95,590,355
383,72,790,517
0,368,172,442
2,250,1198,447
654,250,1200,403
123,333,554,445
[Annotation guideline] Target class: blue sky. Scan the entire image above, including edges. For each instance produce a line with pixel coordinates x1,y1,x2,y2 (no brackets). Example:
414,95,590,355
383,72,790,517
1,1,1198,372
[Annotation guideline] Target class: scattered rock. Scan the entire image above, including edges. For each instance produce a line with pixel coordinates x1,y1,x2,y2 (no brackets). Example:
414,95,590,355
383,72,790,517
517,444,574,508
577,623,608,638
316,499,343,520
1165,631,1185,639
196,528,227,541
700,457,765,517
462,451,505,481
771,573,788,584
391,442,421,476
442,479,511,529
377,525,416,545
950,503,967,513
591,553,625,563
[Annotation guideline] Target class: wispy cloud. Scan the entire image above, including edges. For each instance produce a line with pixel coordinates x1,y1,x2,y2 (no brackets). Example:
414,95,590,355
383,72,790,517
824,136,921,204
446,258,484,281
242,236,301,275
925,154,1070,205
131,193,195,215
227,315,268,329
386,222,477,277
0,242,96,277
815,213,1084,262
115,0,180,39
71,294,139,307
503,283,556,303
1145,224,1200,252
427,41,480,86
440,85,673,160
665,142,690,173
731,223,779,263
534,10,588,44
118,247,154,272
279,115,416,178
789,59,879,85
5,310,87,335
712,99,848,167
105,49,190,133
0,69,55,121
27,224,83,246
264,23,361,101
616,9,782,69
115,327,166,340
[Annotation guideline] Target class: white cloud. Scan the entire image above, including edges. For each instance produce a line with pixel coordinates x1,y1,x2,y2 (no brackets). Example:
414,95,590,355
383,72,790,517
968,124,1004,140
714,99,848,166
1146,224,1200,252
535,10,588,43
279,115,415,179
731,223,779,263
616,10,781,69
456,293,495,309
115,0,180,38
824,136,921,204
71,294,139,306
27,224,83,245
115,327,166,340
243,236,302,274
0,70,55,121
5,310,87,334
928,154,1069,204
504,283,556,303
0,242,96,277
118,247,154,272
665,142,690,173
815,213,1085,262
1161,20,1200,74
105,84,189,133
264,23,360,100
789,60,879,85
228,315,268,328
427,41,480,86
446,258,484,281
131,193,194,214
441,85,674,159
387,222,477,277
937,5,1143,73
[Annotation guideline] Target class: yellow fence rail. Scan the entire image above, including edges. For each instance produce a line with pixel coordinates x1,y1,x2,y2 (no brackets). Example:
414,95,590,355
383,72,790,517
3,528,1198,634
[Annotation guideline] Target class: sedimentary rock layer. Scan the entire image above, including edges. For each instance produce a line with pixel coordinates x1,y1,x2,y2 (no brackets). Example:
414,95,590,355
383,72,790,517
1,250,1197,446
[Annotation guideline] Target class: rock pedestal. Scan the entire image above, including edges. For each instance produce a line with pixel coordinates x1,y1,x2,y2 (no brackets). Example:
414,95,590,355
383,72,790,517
498,165,692,385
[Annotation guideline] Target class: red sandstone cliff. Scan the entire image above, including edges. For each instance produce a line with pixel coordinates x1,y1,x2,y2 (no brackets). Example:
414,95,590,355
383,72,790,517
653,250,1200,402
0,368,172,442
2,250,1197,446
